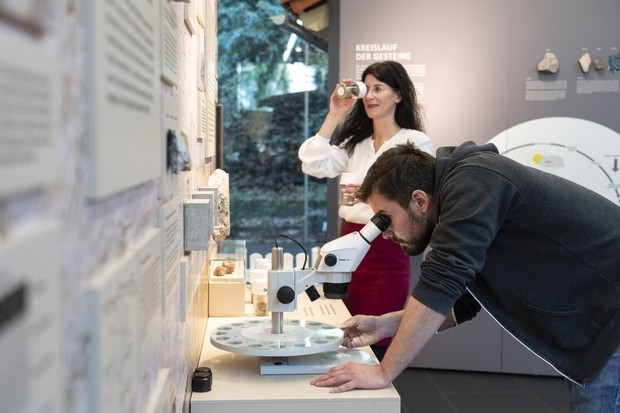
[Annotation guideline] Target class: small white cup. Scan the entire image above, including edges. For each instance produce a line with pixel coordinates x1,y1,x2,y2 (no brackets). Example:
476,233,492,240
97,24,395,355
251,279,268,316
339,172,359,205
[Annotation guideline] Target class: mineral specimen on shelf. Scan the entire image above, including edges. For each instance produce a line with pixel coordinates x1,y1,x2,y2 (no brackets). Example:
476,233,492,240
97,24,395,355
208,169,231,240
593,56,605,70
167,129,192,173
537,51,559,74
578,52,592,73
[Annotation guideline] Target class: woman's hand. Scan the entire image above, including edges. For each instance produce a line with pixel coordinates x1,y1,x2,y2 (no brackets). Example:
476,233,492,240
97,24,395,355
327,78,358,116
340,183,360,205
316,79,360,139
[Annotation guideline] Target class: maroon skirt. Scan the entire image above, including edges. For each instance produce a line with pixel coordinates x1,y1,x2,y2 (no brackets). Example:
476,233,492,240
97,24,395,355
341,221,411,347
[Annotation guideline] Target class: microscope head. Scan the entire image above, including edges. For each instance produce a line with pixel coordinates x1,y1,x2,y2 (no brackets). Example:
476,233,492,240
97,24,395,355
317,213,390,298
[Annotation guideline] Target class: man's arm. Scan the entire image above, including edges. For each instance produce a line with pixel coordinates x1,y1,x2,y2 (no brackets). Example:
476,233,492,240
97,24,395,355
311,296,446,392
377,296,447,381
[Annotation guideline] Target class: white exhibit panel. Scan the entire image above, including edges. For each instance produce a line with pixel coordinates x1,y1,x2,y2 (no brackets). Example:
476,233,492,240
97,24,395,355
198,91,207,148
190,250,207,298
0,1,49,33
178,250,205,322
86,0,162,199
489,117,620,206
205,0,218,158
159,93,180,198
133,228,164,375
0,27,60,197
0,222,63,413
160,0,179,87
143,368,171,413
183,1,196,35
158,197,181,314
88,248,140,413
179,255,190,321
197,25,206,92
195,0,205,28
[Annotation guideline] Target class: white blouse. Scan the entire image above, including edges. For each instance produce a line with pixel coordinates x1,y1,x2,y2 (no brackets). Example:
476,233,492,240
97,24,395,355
298,128,433,224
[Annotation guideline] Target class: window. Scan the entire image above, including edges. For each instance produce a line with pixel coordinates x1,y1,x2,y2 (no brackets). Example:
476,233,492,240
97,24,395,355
218,0,329,257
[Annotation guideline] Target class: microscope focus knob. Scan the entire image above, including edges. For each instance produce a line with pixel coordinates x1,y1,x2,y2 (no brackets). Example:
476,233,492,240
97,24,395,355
277,286,296,304
323,253,338,267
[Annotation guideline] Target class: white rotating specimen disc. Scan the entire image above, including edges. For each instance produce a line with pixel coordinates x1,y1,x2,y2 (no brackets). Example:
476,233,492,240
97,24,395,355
210,318,344,356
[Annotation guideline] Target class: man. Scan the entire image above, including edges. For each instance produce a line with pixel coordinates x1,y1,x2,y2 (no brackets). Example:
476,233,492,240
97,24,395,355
311,141,620,413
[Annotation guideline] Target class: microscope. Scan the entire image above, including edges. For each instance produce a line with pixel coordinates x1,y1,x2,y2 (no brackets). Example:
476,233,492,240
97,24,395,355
210,213,390,357
268,213,390,333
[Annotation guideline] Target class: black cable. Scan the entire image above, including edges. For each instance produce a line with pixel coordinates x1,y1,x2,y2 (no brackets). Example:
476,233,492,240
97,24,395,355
273,234,308,270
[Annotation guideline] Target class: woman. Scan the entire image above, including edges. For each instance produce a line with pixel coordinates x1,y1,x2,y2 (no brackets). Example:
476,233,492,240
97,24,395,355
298,61,433,360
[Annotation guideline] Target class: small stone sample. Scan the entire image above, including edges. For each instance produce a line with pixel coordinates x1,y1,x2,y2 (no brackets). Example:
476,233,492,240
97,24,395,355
213,266,227,276
593,56,605,70
608,53,620,73
537,51,559,74
167,129,192,173
578,52,592,73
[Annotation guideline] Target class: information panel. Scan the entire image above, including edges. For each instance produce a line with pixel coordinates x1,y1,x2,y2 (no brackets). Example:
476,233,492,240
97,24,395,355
161,0,180,86
158,197,181,314
0,222,63,413
0,28,60,197
86,0,161,198
133,228,163,375
88,249,139,413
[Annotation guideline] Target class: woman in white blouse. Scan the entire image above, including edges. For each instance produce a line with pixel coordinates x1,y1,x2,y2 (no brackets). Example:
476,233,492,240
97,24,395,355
298,61,433,361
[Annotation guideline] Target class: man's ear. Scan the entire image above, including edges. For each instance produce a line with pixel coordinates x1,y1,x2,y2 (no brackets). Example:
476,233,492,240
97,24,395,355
410,190,430,213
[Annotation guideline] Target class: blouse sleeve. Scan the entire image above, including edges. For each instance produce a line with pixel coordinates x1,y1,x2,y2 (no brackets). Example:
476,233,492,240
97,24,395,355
401,130,433,155
298,134,350,179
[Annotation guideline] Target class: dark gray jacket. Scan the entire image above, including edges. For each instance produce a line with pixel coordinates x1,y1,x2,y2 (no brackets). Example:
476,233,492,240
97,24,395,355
412,141,620,384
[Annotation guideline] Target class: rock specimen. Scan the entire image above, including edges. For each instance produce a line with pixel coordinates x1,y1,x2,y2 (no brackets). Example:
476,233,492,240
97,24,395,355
593,56,605,71
578,52,592,73
537,51,559,74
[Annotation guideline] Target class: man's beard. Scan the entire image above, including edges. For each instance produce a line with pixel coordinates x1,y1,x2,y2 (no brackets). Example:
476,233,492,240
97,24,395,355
392,208,434,256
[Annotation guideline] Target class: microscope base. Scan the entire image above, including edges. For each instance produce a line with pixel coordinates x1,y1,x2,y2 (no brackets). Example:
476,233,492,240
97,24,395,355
259,348,375,374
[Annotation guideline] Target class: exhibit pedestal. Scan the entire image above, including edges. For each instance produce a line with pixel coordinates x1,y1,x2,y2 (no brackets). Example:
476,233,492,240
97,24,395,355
190,290,400,413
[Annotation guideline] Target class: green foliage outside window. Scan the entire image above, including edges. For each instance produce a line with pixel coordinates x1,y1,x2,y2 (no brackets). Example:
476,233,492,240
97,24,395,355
218,0,329,251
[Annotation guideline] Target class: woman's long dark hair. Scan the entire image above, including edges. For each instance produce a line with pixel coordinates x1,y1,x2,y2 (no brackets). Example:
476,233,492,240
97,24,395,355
331,61,425,156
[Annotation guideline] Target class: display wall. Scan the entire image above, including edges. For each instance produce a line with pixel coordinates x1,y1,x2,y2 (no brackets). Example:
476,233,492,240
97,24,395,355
0,1,220,413
337,0,620,375
340,0,619,156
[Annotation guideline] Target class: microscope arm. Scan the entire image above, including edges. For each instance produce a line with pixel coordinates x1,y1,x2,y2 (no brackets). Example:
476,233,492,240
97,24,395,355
267,214,390,333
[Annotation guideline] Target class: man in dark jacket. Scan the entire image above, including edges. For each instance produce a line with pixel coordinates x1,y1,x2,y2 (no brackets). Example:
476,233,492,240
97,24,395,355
311,141,620,413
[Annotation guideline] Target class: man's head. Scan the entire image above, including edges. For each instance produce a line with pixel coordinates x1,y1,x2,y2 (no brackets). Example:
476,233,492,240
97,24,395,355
356,142,437,255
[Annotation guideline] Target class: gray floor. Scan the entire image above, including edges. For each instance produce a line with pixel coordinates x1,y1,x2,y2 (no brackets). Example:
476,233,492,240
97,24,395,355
393,368,570,413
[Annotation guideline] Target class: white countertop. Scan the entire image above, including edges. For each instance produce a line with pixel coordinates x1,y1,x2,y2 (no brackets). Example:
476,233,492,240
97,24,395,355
190,288,401,413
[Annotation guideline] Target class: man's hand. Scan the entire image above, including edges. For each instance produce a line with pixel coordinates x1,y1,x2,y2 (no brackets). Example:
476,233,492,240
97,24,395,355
340,311,404,349
340,315,383,349
310,362,391,393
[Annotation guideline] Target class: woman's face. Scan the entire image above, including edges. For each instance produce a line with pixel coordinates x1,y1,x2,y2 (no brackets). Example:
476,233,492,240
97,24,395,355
362,74,401,121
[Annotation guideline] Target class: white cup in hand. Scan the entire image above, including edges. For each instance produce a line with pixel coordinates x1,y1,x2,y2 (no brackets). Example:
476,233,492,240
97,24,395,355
339,172,359,205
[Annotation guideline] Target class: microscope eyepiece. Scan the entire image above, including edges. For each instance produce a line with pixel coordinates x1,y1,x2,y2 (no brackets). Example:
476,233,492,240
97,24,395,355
371,213,390,231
